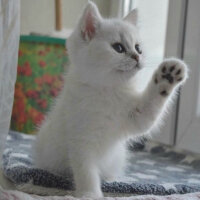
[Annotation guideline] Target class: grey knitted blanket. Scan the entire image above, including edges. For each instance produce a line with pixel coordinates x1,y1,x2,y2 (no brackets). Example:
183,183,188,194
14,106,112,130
2,131,200,195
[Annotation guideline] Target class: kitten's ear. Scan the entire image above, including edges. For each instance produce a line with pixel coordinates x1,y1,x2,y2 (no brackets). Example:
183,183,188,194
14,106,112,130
123,9,138,25
79,1,102,41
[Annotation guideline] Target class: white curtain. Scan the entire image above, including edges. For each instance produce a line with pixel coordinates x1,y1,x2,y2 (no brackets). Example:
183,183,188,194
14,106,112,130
122,0,135,17
109,0,135,18
0,0,20,165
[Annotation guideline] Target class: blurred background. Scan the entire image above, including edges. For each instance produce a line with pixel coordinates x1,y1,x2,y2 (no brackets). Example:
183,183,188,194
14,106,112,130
18,0,199,154
17,0,200,154
17,0,169,137
1,0,199,155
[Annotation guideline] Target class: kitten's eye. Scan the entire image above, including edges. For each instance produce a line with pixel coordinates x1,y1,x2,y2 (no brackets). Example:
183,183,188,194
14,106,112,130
135,44,142,54
112,43,126,53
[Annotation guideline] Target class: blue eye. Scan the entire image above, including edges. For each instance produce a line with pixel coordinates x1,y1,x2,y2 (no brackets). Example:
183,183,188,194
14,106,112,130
135,44,142,54
112,43,126,53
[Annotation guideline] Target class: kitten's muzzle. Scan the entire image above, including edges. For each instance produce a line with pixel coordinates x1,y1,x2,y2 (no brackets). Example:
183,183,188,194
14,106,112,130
131,53,139,63
131,53,142,69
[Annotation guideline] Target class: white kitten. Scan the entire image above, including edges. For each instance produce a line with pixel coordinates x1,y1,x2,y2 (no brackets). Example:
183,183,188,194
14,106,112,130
34,1,188,198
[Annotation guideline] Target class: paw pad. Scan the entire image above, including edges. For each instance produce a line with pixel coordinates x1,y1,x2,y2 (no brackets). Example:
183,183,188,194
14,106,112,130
154,59,188,97
161,65,183,84
169,65,175,72
162,73,174,84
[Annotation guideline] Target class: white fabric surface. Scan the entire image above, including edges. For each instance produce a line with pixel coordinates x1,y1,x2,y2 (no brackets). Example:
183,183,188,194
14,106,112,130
1,187,200,200
0,0,20,163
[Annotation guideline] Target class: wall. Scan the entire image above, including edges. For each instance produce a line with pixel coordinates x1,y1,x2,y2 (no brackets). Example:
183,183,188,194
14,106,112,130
20,0,111,35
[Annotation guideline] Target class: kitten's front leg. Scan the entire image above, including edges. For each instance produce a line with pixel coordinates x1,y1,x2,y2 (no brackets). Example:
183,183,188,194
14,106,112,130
130,58,188,133
71,159,103,198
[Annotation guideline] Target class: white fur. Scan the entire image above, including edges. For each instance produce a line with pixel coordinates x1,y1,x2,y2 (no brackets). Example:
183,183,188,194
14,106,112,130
33,1,188,198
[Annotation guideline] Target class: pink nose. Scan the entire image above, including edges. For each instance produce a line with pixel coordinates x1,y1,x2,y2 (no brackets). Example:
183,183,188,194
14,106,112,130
131,54,139,62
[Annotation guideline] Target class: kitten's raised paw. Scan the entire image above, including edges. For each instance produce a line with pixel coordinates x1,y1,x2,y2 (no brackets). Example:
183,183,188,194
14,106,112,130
154,58,188,97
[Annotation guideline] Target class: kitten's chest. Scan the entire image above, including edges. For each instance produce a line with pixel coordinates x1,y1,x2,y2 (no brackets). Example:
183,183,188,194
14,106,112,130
75,89,128,128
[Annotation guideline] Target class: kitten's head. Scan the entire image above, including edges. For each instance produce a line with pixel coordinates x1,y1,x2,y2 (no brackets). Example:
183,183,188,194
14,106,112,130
67,1,144,87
